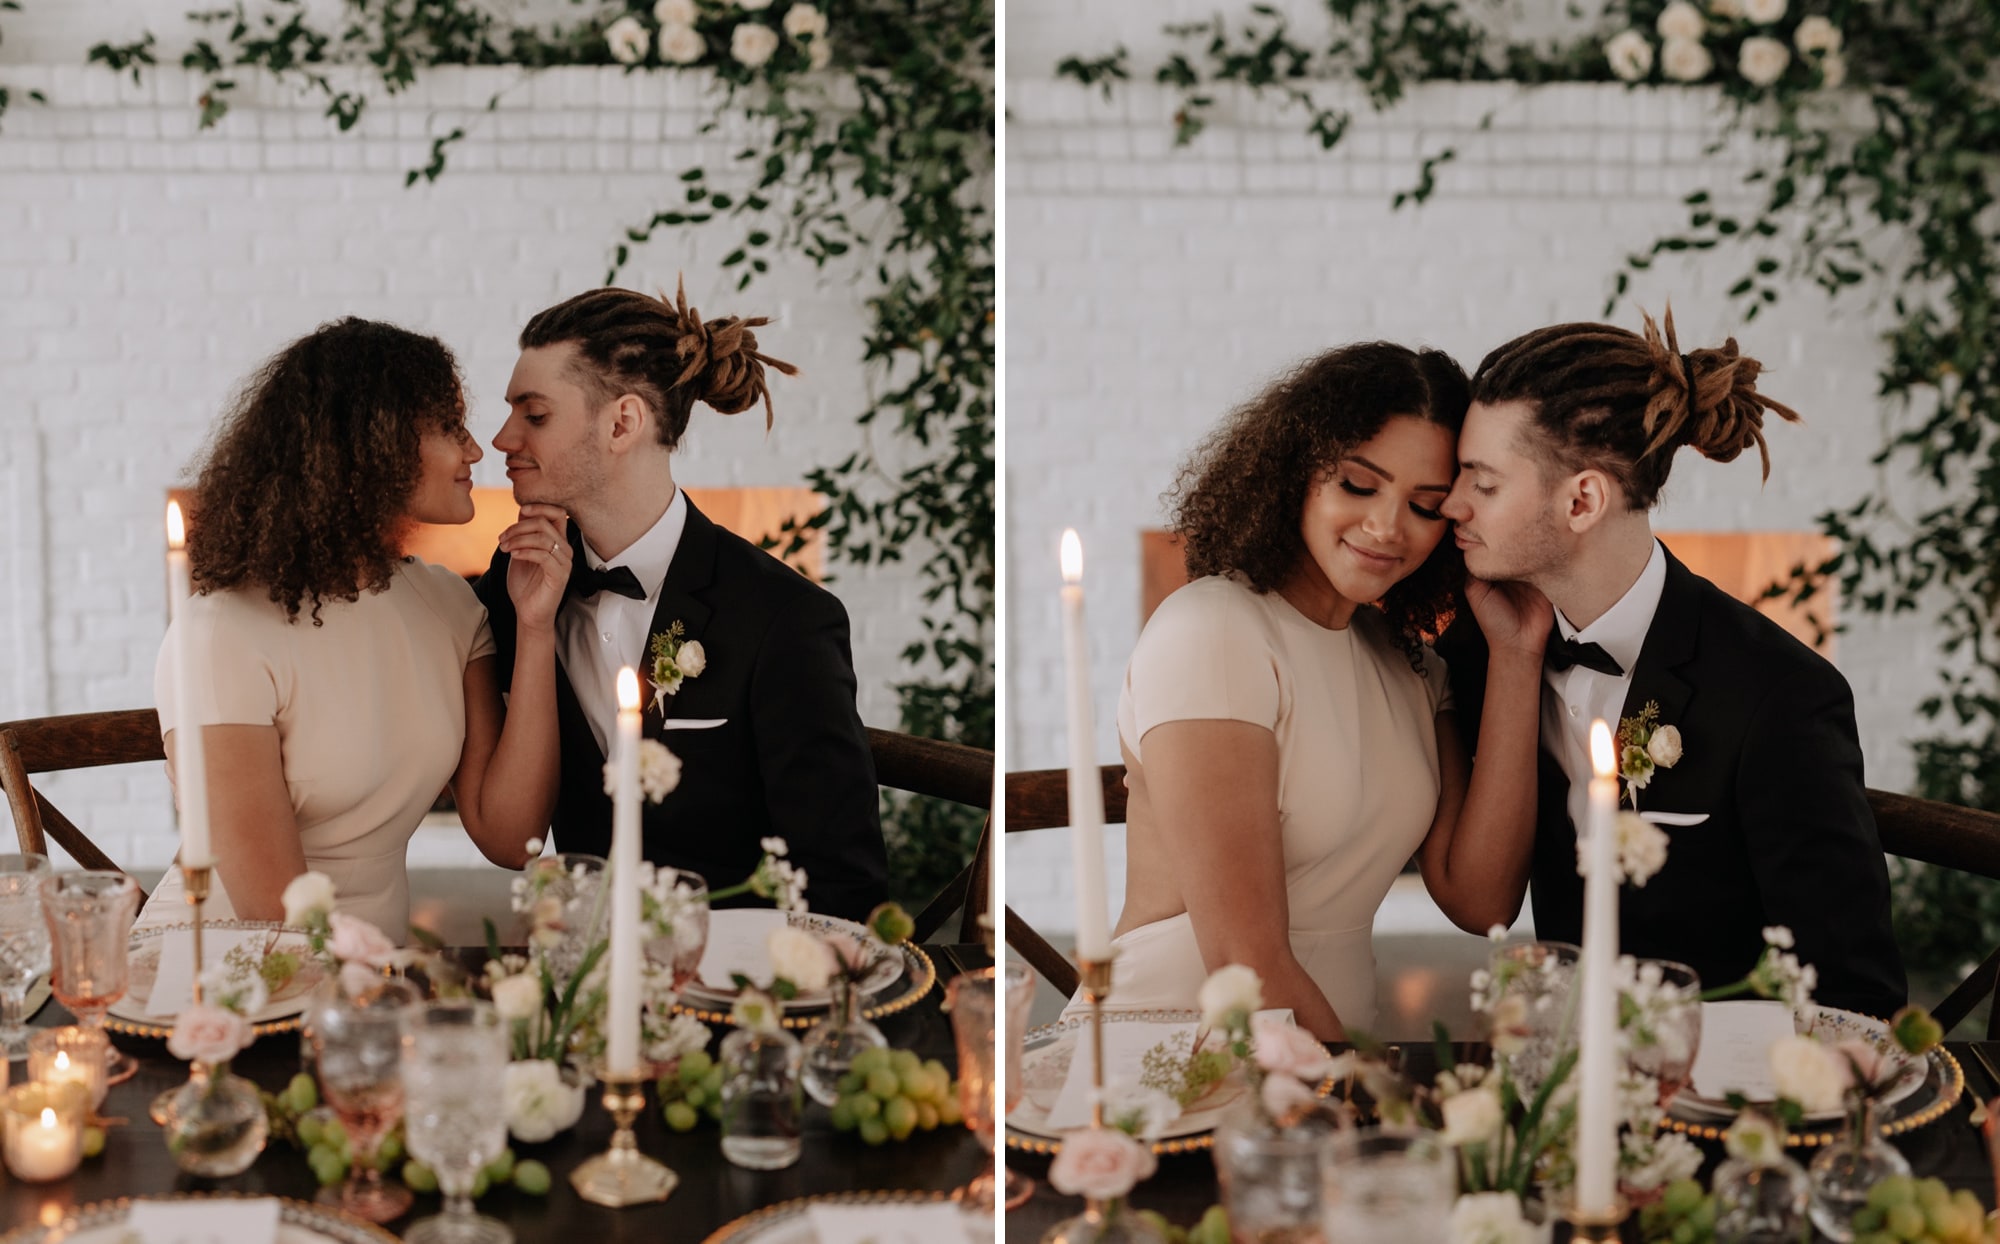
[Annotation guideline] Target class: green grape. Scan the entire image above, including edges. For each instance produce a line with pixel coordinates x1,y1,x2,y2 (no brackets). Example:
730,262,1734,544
513,1160,552,1196
1189,1205,1231,1244
81,1126,106,1159
684,1085,707,1109
865,1068,900,1099
858,1116,889,1146
296,1114,325,1149
830,1097,857,1131
915,1101,939,1131
664,1101,700,1132
308,1145,348,1187
1871,1178,1916,1211
1887,1203,1927,1241
1670,1222,1696,1244
470,1169,491,1200
1855,1233,1900,1244
937,1094,962,1126
889,1049,921,1076
923,1060,950,1094
1136,1212,1180,1244
679,1050,713,1083
375,1130,404,1168
402,1160,439,1193
1662,1180,1705,1217
849,1093,882,1121
285,1072,319,1114
1856,1208,1888,1233
850,1047,891,1077
484,1148,515,1183
321,1116,350,1151
883,1096,918,1141
837,1071,864,1096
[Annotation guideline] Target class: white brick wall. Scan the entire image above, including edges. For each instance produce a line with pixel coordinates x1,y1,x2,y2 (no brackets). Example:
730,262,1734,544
1005,73,1939,939
0,58,961,870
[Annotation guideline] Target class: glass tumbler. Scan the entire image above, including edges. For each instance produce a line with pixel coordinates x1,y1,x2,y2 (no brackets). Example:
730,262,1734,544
0,855,51,1059
38,871,139,1084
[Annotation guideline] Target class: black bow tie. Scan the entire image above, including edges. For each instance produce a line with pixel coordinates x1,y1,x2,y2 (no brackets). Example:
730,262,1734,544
1545,631,1624,677
568,563,646,601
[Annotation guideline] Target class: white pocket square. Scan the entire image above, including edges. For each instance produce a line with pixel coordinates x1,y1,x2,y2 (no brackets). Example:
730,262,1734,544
662,717,728,730
1640,810,1710,827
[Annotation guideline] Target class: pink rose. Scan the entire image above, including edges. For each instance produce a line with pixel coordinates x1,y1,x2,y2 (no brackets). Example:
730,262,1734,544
167,1001,252,1064
1260,1073,1319,1122
328,913,397,967
340,961,383,999
1049,1127,1156,1200
1250,1012,1336,1080
821,931,877,975
1835,1039,1890,1089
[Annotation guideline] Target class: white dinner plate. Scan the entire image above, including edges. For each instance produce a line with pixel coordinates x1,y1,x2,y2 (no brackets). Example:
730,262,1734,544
1671,1004,1927,1123
105,921,325,1034
0,1195,397,1244
682,909,904,1008
701,1191,989,1244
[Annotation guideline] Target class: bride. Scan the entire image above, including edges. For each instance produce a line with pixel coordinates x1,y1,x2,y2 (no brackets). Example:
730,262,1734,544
1099,342,1548,1041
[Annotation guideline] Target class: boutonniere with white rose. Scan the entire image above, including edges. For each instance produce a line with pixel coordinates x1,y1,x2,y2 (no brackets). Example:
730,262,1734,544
646,620,706,721
1615,700,1682,808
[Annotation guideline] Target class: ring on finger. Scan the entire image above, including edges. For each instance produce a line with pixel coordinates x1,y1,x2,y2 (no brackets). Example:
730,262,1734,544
551,539,560,555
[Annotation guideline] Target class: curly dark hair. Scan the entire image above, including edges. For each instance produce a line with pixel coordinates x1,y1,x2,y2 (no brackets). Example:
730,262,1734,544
519,278,798,450
1167,341,1471,668
188,318,467,624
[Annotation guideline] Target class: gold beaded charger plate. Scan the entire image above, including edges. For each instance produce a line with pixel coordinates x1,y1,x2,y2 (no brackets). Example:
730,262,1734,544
674,938,935,1031
1007,1007,1341,1156
701,1189,991,1244
104,920,325,1037
682,910,905,1009
0,1193,399,1244
1668,1006,1931,1128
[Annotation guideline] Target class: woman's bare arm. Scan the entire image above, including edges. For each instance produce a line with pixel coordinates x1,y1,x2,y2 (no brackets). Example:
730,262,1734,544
168,724,304,922
1134,718,1346,1041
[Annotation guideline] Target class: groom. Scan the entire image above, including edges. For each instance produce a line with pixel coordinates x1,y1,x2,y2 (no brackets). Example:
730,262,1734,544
475,286,889,921
1437,314,1906,1018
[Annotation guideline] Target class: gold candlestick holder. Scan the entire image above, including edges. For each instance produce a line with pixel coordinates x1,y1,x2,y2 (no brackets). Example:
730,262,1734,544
571,1067,677,1207
1563,1196,1630,1244
1041,954,1124,1244
147,863,213,1127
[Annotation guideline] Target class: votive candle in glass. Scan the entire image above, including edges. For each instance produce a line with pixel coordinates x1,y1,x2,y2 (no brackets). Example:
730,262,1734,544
3,1082,85,1182
28,1026,108,1112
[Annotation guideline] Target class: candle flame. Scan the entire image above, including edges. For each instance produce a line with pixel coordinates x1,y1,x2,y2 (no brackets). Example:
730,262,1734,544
52,1052,67,1072
1590,719,1615,778
617,667,640,711
1060,529,1083,583
166,500,186,549
38,1108,54,1128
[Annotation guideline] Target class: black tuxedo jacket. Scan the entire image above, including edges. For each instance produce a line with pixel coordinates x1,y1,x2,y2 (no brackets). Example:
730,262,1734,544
476,497,889,921
1437,548,1906,1018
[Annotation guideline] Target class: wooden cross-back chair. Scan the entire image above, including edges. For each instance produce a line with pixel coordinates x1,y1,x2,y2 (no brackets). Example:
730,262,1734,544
0,710,993,935
1004,761,2000,1031
0,709,160,901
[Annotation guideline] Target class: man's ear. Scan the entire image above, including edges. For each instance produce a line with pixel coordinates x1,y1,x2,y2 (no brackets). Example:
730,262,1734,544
605,393,652,454
1565,468,1621,533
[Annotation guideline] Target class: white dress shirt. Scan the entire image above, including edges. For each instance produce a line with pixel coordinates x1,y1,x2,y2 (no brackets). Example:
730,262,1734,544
560,488,688,756
1544,539,1668,834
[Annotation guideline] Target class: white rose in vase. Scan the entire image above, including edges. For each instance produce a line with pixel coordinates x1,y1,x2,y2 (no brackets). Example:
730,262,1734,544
1197,964,1263,1030
767,925,837,994
1770,1034,1852,1114
1440,1084,1504,1146
492,973,543,1024
282,870,338,927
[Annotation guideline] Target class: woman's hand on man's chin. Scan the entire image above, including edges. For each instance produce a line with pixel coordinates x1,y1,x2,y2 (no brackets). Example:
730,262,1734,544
1463,576,1552,659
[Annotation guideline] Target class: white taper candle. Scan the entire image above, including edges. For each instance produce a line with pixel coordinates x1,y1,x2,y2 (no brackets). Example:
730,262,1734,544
1059,530,1112,962
165,502,214,869
1575,719,1622,1217
607,667,643,1076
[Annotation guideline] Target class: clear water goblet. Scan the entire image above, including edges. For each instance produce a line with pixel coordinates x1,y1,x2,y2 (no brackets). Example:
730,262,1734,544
38,871,139,1084
1624,958,1703,1106
0,855,52,1060
402,999,512,1244
309,973,423,1223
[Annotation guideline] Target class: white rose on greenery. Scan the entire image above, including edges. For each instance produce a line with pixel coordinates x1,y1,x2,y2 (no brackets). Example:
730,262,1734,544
1660,36,1714,82
1451,1192,1536,1244
1621,1130,1705,1192
1616,812,1671,887
1655,1,1704,41
1710,0,1744,17
492,973,543,1023
1737,35,1791,86
1605,30,1654,81
807,37,831,69
1646,724,1683,768
1770,1035,1852,1114
646,1011,712,1065
1724,1110,1786,1165
676,639,707,677
659,24,706,64
1742,0,1787,22
1792,15,1841,54
738,0,773,9
731,22,780,67
767,925,837,994
1440,1084,1504,1146
1818,52,1847,88
782,4,827,40
1197,964,1263,1030
503,1059,586,1142
606,15,650,64
282,871,337,927
654,0,698,24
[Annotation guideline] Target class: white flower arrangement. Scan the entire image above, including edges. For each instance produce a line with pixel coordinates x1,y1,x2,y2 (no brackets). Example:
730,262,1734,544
1450,1192,1539,1244
501,1059,587,1143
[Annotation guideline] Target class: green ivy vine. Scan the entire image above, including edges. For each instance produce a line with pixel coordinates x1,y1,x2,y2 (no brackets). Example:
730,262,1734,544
76,0,994,906
0,0,47,130
1058,0,2000,991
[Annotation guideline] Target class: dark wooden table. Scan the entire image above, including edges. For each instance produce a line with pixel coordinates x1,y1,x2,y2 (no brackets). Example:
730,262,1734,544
1004,1041,2000,1241
1,944,992,1241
